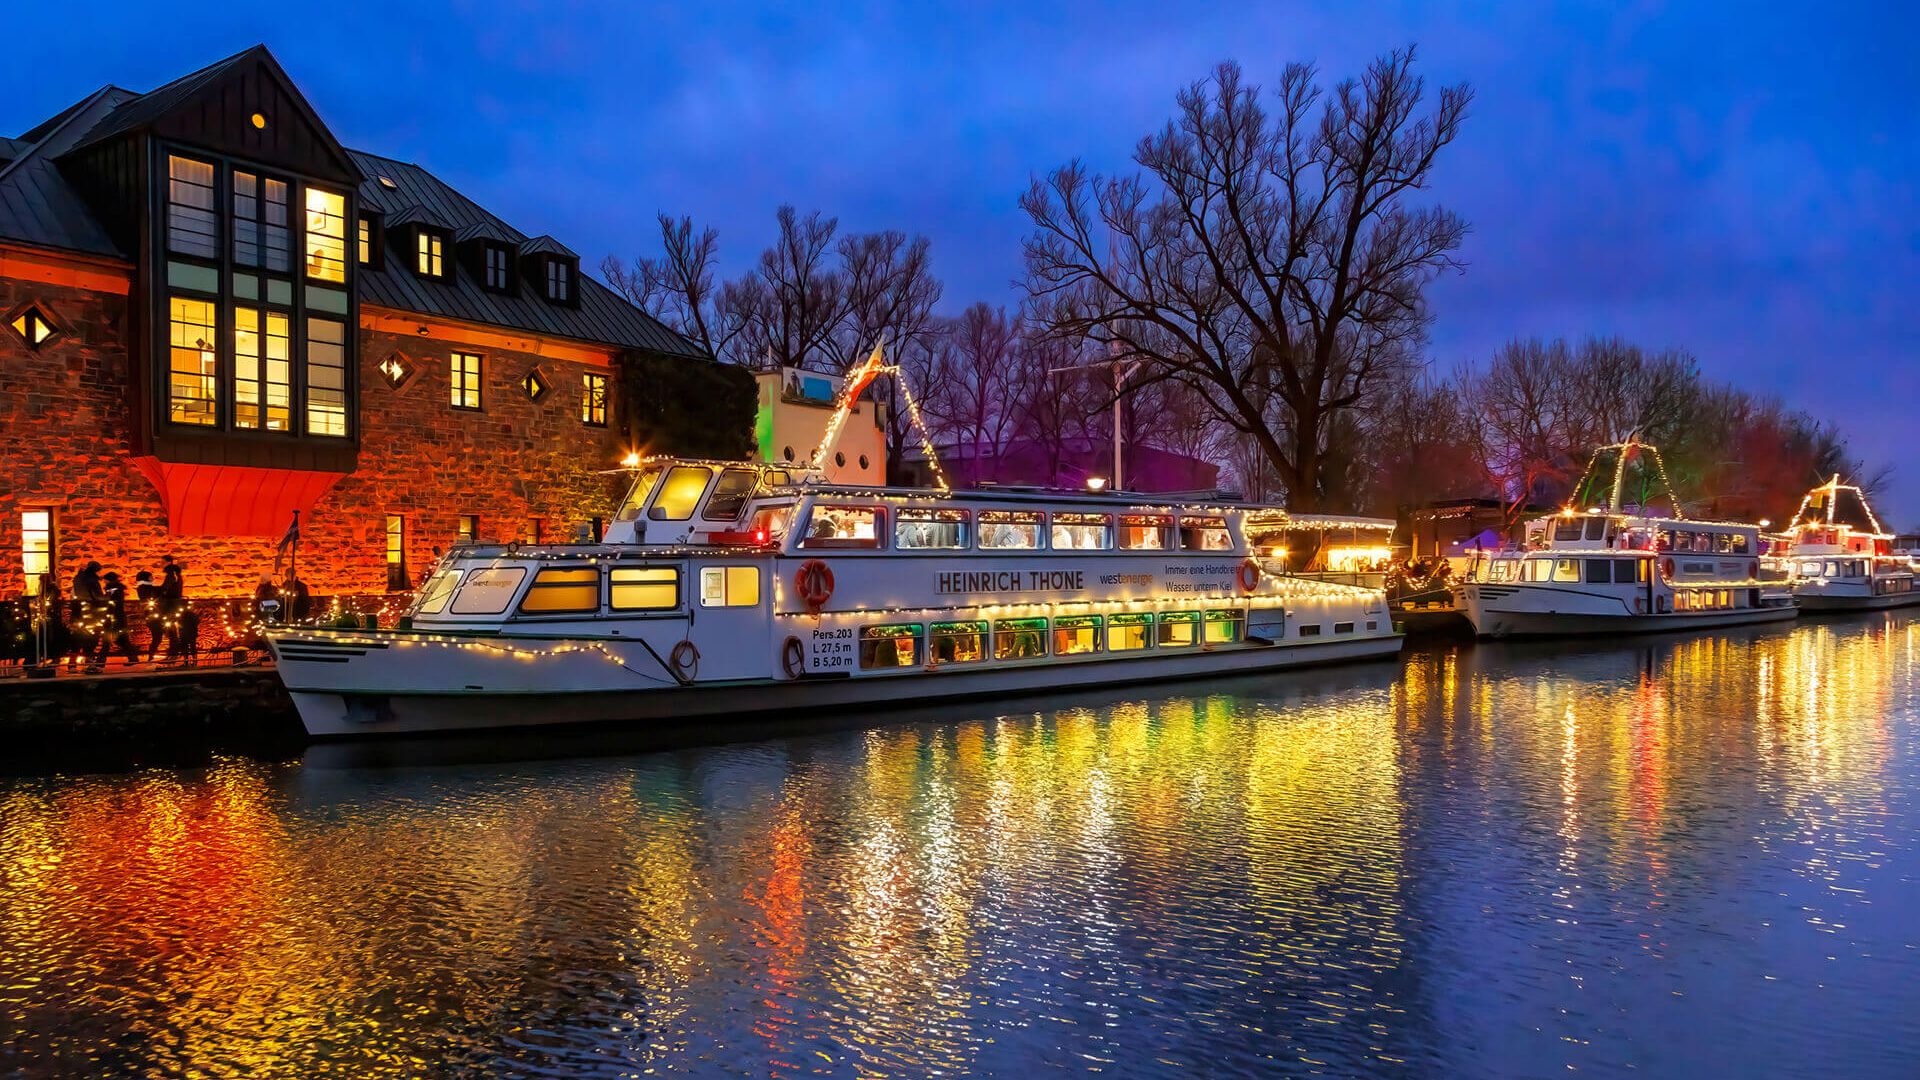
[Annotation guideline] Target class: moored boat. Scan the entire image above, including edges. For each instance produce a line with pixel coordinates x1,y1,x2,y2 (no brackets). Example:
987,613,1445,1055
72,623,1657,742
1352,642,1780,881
1457,439,1796,639
267,458,1403,738
1780,476,1920,612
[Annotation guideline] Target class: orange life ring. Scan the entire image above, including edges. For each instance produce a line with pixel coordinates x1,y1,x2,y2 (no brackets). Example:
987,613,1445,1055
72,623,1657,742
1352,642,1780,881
1661,558,1675,580
1237,558,1261,594
669,639,700,683
780,635,805,679
795,559,835,613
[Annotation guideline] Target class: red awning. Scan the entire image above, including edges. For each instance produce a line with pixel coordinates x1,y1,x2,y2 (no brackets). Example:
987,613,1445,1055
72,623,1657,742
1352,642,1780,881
132,458,344,536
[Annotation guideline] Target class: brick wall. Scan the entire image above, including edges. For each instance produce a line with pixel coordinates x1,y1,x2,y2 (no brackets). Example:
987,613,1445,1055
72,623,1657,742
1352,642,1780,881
1,273,632,599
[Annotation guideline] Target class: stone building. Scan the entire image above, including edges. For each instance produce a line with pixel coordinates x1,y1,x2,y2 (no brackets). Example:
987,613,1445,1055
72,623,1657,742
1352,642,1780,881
0,45,707,601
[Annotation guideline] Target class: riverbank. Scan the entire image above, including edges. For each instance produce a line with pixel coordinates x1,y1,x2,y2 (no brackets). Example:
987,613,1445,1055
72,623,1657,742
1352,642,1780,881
0,665,303,767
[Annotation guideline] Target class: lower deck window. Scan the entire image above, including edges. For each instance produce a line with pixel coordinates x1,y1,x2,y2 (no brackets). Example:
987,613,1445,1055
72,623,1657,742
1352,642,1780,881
930,621,987,663
1158,611,1200,647
1053,615,1101,655
1298,623,1323,637
699,565,761,607
1204,609,1245,643
1107,613,1153,651
518,567,601,614
860,624,922,669
1334,621,1356,635
993,618,1048,660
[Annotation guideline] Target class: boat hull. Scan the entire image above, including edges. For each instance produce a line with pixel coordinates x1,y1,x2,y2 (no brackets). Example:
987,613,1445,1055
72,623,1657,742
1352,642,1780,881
1461,582,1797,639
1795,590,1920,613
285,634,1404,739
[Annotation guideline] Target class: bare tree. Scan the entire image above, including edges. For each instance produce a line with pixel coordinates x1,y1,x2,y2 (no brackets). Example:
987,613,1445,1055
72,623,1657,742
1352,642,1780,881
1022,49,1471,510
602,214,747,363
922,304,1023,481
835,230,946,474
724,206,848,371
1466,339,1580,521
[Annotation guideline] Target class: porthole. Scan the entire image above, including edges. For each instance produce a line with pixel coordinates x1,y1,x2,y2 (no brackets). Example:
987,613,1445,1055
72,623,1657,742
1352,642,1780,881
835,451,846,468
782,445,795,462
859,454,869,469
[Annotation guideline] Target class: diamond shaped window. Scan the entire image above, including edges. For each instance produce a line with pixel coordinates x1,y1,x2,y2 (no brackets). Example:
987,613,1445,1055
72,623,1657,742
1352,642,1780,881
378,353,415,389
523,369,550,402
8,306,57,350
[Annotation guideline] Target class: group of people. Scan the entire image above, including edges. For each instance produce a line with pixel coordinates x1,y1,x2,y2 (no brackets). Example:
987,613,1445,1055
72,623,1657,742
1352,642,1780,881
36,556,190,672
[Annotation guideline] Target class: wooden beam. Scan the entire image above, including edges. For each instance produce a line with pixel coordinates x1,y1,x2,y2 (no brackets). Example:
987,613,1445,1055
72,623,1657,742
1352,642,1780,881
359,306,617,366
0,242,133,295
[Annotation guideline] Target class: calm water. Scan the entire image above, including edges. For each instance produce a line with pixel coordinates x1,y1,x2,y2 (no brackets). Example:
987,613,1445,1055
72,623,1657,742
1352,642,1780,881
5,615,1920,1078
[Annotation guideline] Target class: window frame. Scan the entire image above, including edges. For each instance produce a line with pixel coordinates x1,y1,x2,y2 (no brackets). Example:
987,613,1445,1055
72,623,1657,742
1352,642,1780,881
483,243,513,292
450,351,483,411
1106,612,1153,651
415,228,450,280
20,508,55,597
798,505,887,549
609,565,682,611
357,209,384,270
384,515,407,592
928,620,988,664
895,508,970,550
991,617,1049,661
698,565,761,607
581,371,609,427
978,509,1045,550
1157,611,1201,647
515,566,603,616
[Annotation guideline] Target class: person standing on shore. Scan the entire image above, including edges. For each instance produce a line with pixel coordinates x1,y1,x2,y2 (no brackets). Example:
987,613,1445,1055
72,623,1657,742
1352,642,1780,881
159,556,186,661
134,571,163,661
97,570,138,666
71,561,104,673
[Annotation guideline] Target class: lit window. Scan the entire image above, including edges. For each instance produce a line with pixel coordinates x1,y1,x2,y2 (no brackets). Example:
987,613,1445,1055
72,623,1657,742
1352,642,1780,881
450,566,528,614
649,466,713,521
384,515,407,591
609,566,679,609
20,509,53,597
702,468,757,521
414,568,462,615
485,245,510,290
232,171,290,272
929,621,986,663
523,369,549,401
798,506,882,548
1051,512,1112,550
305,317,349,436
358,211,383,268
450,352,482,410
457,515,478,544
1106,613,1153,651
1177,516,1232,551
699,565,761,607
166,155,217,258
304,188,347,282
545,258,571,301
417,232,445,277
167,296,218,426
1157,611,1200,647
581,372,608,426
859,625,921,669
232,306,291,430
895,508,968,549
1204,609,1245,643
8,307,56,349
980,510,1043,549
992,618,1048,660
518,567,601,614
1052,615,1101,655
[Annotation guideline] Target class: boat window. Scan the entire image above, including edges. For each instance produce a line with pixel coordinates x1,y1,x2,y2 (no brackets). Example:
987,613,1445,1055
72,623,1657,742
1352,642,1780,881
413,567,463,615
1489,559,1518,583
1052,615,1101,655
1716,532,1734,554
615,466,663,522
1205,609,1245,644
518,567,601,614
1657,528,1674,551
748,505,792,544
1824,561,1839,577
702,469,759,521
980,510,1044,549
992,617,1049,660
1107,612,1153,651
1052,513,1113,551
1178,516,1232,551
896,508,969,550
1731,533,1751,554
1119,514,1174,550
1583,517,1608,541
859,624,921,669
1585,559,1613,584
1614,559,1640,584
609,566,679,610
1553,559,1580,583
1554,516,1584,541
801,506,884,549
765,469,792,487
649,466,713,521
1158,611,1201,647
699,566,760,607
449,565,528,615
929,621,987,663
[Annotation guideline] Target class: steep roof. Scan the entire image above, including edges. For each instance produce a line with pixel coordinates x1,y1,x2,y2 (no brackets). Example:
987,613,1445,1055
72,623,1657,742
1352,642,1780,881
0,47,704,359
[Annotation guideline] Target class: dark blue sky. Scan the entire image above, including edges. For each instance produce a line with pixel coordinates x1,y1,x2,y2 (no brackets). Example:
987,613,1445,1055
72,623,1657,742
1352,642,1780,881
12,2,1918,521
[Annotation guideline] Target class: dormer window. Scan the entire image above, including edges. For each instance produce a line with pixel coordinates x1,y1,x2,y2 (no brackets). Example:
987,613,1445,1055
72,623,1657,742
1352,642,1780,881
416,231,446,278
545,258,571,302
358,210,384,269
485,245,511,291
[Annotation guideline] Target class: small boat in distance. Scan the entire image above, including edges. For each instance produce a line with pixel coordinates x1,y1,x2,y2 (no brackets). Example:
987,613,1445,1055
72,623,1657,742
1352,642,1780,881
1459,438,1796,638
1779,476,1920,612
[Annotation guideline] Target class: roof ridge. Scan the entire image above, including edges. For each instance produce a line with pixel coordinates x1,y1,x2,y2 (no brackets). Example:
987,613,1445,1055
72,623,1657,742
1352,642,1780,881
0,86,115,184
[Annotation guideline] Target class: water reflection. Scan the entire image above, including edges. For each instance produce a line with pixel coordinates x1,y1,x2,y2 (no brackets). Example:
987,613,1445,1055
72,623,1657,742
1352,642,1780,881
5,614,1920,1076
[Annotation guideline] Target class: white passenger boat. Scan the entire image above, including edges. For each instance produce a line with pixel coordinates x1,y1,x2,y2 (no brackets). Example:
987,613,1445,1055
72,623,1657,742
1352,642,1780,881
1458,439,1796,638
1780,476,1919,612
266,459,1402,738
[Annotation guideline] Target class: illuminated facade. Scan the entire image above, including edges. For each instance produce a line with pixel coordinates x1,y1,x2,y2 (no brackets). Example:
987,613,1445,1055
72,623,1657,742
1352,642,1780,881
0,46,706,599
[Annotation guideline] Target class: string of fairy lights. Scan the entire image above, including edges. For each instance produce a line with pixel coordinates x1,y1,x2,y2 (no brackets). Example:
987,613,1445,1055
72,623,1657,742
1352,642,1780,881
2,593,415,670
808,342,953,493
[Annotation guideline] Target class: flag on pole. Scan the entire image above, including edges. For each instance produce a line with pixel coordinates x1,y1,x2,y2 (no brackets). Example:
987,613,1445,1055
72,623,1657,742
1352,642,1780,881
843,340,885,401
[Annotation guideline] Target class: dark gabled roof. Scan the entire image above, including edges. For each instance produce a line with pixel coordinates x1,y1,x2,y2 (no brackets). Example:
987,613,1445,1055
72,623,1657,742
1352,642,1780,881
349,150,703,358
384,203,442,229
453,220,512,244
0,86,140,259
517,234,576,258
0,48,705,360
